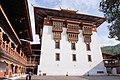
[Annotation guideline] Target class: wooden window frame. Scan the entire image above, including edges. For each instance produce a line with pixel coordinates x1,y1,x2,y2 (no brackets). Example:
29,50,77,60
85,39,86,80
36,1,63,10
72,54,76,61
56,53,60,61
88,55,92,62
67,23,78,30
86,43,91,51
71,43,76,50
53,21,62,28
55,41,60,49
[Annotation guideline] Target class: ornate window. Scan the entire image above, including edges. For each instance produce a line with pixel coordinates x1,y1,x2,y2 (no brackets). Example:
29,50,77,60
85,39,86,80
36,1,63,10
72,54,76,61
84,35,91,43
52,21,63,41
53,21,63,28
83,26,92,35
83,26,92,44
67,23,79,42
53,32,61,41
56,53,60,61
67,23,78,30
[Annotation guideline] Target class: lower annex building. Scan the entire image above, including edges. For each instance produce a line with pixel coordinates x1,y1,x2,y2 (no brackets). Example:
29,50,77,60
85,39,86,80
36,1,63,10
34,7,107,76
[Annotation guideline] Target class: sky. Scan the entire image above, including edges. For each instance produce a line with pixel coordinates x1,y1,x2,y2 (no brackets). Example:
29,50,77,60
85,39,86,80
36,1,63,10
28,0,119,47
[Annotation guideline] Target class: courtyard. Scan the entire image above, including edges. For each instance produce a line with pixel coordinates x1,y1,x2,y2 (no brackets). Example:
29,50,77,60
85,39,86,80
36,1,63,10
16,75,120,80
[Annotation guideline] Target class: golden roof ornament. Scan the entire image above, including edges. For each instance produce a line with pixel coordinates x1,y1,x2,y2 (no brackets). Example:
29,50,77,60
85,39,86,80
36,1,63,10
60,7,78,13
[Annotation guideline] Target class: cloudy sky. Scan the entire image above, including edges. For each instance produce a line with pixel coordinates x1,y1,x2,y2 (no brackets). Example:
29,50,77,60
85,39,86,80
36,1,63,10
28,0,119,47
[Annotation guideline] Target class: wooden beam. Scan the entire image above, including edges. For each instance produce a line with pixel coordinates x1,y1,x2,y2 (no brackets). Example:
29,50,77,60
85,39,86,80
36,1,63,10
0,5,21,44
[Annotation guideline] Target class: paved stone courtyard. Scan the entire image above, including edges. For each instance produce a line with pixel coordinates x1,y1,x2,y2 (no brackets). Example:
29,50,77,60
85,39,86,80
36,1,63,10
17,75,120,80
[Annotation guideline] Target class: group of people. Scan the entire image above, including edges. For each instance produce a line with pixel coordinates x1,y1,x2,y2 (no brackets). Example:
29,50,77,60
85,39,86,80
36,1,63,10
26,71,33,80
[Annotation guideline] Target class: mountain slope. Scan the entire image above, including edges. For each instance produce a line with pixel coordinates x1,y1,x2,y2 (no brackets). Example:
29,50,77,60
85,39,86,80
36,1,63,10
101,43,120,54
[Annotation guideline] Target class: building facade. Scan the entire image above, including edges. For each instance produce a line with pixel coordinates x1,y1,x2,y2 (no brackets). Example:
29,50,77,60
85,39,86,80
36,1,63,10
0,0,33,78
34,7,107,76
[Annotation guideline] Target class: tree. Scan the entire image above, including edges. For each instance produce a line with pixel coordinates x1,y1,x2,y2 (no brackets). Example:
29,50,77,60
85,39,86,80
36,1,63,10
99,0,120,40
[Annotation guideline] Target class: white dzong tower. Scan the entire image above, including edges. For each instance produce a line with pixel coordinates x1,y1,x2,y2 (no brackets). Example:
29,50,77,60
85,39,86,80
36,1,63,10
34,7,107,76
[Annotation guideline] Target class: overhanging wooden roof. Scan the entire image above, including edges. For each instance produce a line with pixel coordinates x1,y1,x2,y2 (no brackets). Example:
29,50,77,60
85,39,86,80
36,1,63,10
0,0,33,41
31,44,41,50
34,7,106,34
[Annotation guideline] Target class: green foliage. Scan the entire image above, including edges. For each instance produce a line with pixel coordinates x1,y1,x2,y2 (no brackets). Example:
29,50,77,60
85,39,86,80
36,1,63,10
101,43,120,54
99,0,120,40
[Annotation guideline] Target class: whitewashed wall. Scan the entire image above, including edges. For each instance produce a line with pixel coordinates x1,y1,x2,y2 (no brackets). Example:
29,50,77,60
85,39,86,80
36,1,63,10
37,25,107,76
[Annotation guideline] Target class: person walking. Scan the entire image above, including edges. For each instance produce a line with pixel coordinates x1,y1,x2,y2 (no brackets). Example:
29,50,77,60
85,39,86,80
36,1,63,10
26,74,28,80
28,71,32,80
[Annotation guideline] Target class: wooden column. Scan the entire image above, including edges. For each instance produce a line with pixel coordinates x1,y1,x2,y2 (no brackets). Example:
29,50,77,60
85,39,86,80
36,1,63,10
9,42,11,48
5,63,11,78
22,68,24,74
8,42,11,55
21,67,23,74
19,67,21,74
6,63,10,75
16,66,19,74
14,45,17,52
12,65,16,74
0,30,3,49
18,66,21,74
0,29,2,39
4,41,7,50
23,67,26,74
20,66,23,74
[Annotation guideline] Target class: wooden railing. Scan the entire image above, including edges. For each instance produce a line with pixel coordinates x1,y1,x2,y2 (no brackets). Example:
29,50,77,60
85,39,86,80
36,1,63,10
26,61,38,67
0,39,27,65
103,59,120,67
82,27,92,35
67,29,79,34
52,27,63,32
68,33,78,42
83,30,92,35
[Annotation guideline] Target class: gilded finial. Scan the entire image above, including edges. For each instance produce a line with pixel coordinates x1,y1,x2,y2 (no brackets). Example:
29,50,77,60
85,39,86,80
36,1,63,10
60,7,78,13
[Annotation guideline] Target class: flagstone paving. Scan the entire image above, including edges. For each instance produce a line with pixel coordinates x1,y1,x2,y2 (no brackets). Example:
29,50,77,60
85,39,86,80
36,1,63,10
17,75,120,80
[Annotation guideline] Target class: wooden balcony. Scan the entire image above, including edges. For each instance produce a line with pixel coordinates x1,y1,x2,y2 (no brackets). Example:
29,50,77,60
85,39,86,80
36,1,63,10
84,36,91,43
52,27,63,32
67,29,79,34
53,32,62,41
0,39,27,65
103,59,120,67
83,30,92,35
53,36,61,41
68,33,78,42
68,37,78,42
82,26,92,35
26,61,38,67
